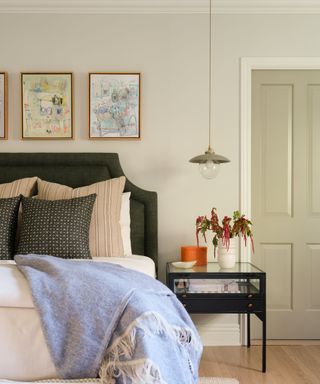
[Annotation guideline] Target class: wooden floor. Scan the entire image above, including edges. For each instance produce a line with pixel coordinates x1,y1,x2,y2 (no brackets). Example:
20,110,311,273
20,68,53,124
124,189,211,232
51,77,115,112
199,345,320,384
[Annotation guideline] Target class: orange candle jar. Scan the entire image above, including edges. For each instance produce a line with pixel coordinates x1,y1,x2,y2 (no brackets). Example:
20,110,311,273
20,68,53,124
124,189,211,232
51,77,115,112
181,246,208,266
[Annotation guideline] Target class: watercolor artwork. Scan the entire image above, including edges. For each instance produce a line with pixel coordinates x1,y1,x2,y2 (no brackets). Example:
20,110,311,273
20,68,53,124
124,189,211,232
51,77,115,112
89,73,140,139
21,73,73,139
0,73,6,139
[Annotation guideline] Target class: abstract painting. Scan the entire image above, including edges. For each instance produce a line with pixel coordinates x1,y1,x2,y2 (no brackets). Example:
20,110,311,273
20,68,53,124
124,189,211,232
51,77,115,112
89,73,140,139
21,73,73,139
0,73,7,140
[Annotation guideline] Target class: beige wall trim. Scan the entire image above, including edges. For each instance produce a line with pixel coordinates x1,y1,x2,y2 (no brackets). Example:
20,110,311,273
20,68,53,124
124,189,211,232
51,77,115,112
240,56,320,346
215,0,320,15
1,0,320,14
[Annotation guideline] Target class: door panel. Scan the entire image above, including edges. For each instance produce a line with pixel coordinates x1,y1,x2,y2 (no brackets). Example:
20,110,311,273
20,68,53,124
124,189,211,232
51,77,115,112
261,243,293,311
306,244,320,310
261,85,293,217
308,85,320,215
252,70,320,339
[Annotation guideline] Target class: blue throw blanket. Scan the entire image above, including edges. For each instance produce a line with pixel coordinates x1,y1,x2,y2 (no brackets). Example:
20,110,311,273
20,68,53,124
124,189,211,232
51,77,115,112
15,254,203,384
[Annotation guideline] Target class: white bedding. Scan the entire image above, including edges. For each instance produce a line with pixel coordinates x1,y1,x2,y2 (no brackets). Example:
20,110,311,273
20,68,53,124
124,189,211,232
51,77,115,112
0,255,156,380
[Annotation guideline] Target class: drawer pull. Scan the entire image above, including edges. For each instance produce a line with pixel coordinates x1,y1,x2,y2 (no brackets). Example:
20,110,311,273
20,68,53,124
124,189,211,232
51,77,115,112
182,294,187,298
248,303,253,309
248,294,253,298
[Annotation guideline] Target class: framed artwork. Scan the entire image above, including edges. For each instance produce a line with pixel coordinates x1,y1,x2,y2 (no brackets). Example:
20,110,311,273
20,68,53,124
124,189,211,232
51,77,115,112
89,73,140,139
0,72,8,140
21,73,73,139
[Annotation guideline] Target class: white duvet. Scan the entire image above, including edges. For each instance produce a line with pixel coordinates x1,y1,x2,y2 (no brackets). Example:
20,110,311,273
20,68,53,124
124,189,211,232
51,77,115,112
0,256,156,380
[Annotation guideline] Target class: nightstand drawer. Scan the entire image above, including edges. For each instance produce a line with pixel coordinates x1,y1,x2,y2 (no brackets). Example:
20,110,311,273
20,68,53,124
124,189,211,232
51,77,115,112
178,296,264,314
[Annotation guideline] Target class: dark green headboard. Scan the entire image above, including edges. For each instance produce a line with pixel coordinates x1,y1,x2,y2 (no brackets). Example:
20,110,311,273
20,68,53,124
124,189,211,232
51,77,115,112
0,153,158,265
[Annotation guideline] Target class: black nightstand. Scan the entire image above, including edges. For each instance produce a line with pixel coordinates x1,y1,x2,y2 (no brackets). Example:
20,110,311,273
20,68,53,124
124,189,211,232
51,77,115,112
166,262,266,372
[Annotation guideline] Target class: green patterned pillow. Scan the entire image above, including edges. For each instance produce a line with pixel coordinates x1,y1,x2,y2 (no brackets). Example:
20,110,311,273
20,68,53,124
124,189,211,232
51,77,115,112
0,196,21,260
16,194,96,259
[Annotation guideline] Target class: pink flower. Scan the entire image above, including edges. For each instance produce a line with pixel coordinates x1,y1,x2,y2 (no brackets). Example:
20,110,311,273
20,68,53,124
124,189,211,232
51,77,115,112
195,209,254,257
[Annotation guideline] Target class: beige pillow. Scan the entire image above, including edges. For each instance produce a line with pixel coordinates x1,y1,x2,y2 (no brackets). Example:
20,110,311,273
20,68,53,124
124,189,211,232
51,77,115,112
37,177,126,257
0,177,37,198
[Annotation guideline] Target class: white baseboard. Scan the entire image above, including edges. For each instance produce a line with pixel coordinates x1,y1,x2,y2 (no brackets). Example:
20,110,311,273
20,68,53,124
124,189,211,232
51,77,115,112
195,323,241,346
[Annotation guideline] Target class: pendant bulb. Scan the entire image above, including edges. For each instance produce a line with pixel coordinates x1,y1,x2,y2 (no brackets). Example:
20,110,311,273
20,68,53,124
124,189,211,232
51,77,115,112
199,161,220,179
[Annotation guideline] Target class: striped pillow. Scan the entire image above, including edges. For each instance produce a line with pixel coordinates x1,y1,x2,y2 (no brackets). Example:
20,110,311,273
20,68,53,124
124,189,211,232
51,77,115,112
37,177,126,257
0,177,37,198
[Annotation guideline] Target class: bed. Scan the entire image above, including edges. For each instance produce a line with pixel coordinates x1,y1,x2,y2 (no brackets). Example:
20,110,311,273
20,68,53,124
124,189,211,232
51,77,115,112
0,153,160,381
0,153,158,263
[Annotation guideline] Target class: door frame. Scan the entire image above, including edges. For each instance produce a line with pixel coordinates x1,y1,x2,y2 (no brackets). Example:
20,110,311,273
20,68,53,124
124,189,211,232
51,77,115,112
239,57,320,344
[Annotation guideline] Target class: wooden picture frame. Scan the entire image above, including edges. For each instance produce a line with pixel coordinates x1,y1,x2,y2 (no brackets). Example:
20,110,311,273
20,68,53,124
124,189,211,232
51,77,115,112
89,73,141,139
0,72,8,140
21,72,73,140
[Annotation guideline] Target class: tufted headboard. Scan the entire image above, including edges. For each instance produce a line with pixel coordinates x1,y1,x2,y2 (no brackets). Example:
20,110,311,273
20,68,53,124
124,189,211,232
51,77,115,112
0,153,158,266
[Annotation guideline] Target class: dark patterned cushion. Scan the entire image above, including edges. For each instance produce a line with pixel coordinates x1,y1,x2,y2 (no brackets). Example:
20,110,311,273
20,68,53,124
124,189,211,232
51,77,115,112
0,196,21,260
16,194,96,259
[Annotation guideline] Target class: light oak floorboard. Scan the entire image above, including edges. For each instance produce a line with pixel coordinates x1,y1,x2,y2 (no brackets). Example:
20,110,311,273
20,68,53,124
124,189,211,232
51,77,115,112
199,345,320,384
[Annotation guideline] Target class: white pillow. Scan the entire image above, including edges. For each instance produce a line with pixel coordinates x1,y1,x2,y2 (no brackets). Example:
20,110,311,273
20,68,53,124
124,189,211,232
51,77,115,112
120,192,132,256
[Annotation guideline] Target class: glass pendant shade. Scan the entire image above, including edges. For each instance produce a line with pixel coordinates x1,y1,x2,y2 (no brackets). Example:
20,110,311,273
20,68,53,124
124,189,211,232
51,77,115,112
199,160,220,179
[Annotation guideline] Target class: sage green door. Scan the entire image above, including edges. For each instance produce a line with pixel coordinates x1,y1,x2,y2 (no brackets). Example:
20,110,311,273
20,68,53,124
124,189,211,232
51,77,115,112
252,70,320,339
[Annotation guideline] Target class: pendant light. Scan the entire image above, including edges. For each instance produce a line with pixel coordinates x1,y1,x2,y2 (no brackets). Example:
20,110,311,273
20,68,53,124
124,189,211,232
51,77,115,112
189,0,230,179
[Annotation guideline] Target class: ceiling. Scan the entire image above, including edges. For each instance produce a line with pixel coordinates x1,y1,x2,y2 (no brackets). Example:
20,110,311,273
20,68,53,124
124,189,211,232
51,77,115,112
0,0,319,14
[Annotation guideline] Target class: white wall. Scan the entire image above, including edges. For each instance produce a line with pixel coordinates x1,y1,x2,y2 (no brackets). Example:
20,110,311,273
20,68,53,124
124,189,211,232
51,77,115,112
0,13,237,275
2,12,320,344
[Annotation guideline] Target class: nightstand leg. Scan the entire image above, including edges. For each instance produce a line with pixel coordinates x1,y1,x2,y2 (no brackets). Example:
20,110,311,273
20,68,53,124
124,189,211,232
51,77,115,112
262,313,266,372
247,313,251,348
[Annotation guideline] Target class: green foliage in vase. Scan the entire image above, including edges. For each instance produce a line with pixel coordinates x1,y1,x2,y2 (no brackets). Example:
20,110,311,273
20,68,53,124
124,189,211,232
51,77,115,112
196,208,254,257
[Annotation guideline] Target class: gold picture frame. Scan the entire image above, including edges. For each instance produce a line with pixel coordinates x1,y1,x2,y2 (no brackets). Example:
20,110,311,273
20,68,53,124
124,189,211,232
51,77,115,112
0,72,8,140
21,72,74,140
89,73,141,140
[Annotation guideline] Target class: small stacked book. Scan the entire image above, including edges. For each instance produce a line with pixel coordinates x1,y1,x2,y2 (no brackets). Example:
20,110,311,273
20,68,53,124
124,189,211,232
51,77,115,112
188,279,240,294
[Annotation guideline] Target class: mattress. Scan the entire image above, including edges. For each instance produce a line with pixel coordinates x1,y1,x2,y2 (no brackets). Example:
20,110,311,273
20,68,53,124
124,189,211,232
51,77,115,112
0,255,156,380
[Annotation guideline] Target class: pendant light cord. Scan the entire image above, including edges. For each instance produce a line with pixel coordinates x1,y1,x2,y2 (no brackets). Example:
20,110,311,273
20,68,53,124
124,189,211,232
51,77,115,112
208,0,212,151
189,0,230,165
